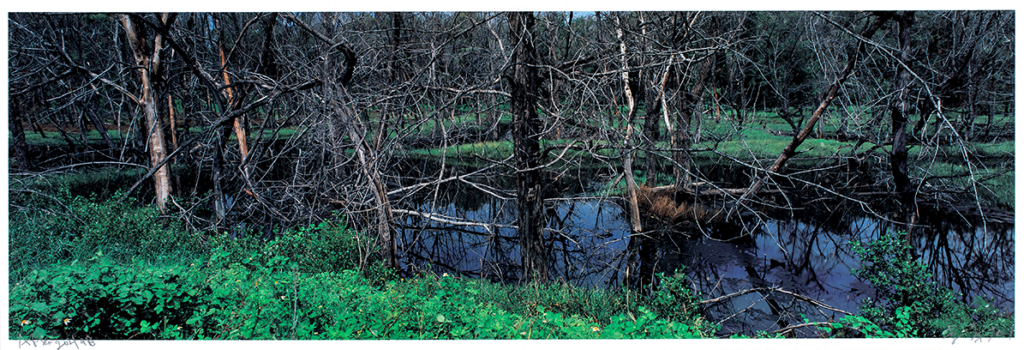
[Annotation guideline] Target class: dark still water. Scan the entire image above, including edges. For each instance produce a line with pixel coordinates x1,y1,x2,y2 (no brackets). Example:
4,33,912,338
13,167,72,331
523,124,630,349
394,185,1014,336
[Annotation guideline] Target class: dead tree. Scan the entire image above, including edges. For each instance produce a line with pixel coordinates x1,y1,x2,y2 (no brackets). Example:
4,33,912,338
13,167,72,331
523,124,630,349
731,12,893,215
890,11,914,204
282,12,399,269
615,13,643,234
508,11,548,282
119,13,176,212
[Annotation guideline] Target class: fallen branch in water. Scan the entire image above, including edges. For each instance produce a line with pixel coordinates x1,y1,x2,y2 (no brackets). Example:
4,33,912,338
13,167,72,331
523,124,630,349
770,321,833,336
700,286,852,316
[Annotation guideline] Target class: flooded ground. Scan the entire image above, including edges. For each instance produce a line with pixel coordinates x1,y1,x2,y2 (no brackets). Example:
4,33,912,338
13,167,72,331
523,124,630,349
393,166,1015,337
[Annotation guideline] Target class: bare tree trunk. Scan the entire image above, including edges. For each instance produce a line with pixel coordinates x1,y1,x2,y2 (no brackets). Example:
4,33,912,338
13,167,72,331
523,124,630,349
119,13,175,212
215,15,250,168
335,99,398,269
509,12,548,282
890,12,914,199
167,93,178,151
9,99,32,171
615,14,643,234
673,55,714,190
642,15,664,185
82,101,115,150
213,127,229,221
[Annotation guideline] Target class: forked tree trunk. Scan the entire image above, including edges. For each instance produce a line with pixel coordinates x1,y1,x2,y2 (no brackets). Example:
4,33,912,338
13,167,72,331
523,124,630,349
119,14,174,212
509,12,548,282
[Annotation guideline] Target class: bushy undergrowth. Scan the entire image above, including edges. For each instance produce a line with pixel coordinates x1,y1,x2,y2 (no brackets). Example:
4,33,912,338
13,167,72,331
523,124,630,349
824,230,1014,338
11,255,715,339
10,247,715,340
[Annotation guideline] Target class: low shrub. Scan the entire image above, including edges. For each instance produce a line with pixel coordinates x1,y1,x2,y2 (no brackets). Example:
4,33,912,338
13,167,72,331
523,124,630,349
827,230,1014,338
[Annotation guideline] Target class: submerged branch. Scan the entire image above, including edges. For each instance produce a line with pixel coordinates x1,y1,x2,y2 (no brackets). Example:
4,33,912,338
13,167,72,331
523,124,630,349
700,286,852,316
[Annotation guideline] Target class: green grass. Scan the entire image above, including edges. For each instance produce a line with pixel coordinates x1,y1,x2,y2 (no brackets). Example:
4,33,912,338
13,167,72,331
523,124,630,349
13,124,303,147
15,129,126,147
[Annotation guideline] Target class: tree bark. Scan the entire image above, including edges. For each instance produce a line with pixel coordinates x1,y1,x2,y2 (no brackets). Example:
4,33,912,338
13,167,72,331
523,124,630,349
890,12,914,198
9,99,32,171
673,54,714,190
615,14,643,234
509,12,548,282
119,13,175,212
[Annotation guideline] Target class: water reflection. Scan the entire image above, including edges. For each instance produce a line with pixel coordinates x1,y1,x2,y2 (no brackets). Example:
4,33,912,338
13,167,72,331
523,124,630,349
395,185,1014,337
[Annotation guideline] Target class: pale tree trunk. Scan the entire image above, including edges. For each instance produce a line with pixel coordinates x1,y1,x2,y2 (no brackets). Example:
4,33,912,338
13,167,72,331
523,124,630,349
119,13,175,212
615,14,642,234
167,93,178,151
509,12,548,282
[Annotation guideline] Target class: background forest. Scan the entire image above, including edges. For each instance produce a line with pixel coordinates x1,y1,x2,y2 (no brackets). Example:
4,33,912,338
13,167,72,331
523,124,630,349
7,10,1015,339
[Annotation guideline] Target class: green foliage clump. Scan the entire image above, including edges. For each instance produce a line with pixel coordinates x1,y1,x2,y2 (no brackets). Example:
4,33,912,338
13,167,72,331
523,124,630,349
824,230,1013,338
208,220,394,283
10,255,208,339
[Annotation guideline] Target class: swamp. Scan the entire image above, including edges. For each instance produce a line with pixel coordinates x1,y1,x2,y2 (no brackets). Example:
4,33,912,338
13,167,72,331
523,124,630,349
6,10,1016,340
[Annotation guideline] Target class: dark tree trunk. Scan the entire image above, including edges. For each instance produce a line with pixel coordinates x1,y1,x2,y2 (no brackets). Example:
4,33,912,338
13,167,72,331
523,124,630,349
258,13,279,80
643,65,666,184
890,11,913,198
81,102,115,150
643,97,662,184
213,126,229,222
673,56,714,189
733,12,892,211
9,99,33,171
508,12,548,282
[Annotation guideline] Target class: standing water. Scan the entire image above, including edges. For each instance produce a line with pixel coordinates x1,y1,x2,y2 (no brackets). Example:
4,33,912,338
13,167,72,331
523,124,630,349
395,178,1014,337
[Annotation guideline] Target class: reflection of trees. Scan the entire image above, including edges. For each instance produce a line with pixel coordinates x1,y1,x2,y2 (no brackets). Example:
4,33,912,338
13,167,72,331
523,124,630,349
396,179,635,287
635,200,1013,336
910,207,1014,309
